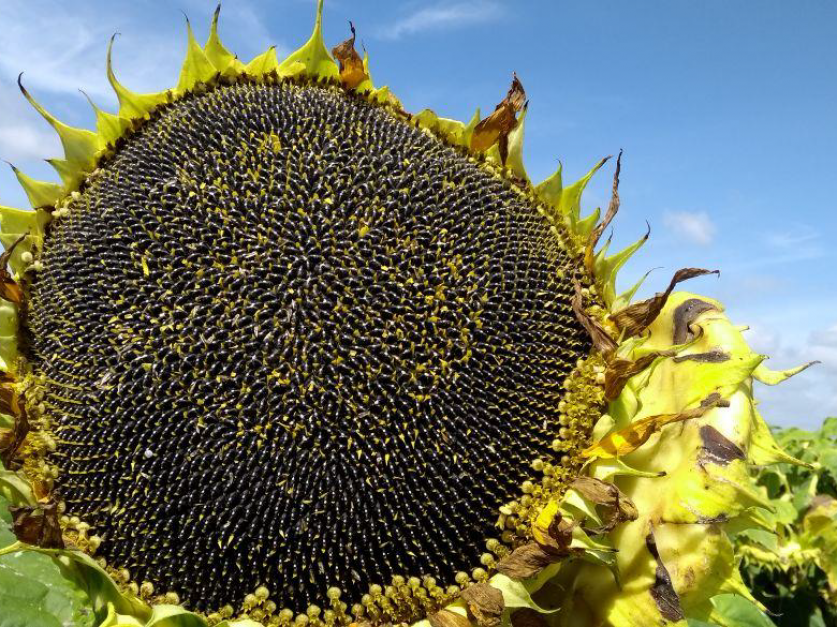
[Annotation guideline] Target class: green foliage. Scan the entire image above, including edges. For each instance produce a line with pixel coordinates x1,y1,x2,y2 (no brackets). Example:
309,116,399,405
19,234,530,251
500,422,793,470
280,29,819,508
733,417,837,627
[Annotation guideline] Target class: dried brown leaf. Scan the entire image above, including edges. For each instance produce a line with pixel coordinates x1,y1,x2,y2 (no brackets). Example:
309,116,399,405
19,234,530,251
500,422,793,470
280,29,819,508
585,150,621,275
572,281,618,355
470,74,526,164
461,583,504,627
571,477,638,533
603,351,673,400
571,476,618,506
9,501,64,549
532,507,576,556
0,233,27,304
429,610,472,627
496,542,559,580
0,371,17,415
610,268,719,338
332,22,369,90
0,395,28,468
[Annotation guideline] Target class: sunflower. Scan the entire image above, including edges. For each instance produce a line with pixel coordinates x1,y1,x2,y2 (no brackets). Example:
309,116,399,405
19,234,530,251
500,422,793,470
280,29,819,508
0,3,814,627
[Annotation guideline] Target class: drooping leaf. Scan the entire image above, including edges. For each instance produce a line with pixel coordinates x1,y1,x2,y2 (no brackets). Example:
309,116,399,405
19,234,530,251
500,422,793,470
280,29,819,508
571,281,617,355
584,150,622,275
582,393,728,459
610,268,720,338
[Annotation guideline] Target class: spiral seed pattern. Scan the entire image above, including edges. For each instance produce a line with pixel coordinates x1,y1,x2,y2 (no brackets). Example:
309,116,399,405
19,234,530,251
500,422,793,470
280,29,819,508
27,82,589,617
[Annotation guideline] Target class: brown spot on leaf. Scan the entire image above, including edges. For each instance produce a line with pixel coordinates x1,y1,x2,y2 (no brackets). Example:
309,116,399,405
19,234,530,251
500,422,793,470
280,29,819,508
461,583,504,627
9,501,64,549
510,609,547,627
699,425,745,466
0,233,27,305
572,281,618,355
429,610,472,627
610,268,719,339
332,22,369,90
585,150,621,276
496,542,559,580
672,298,718,345
646,531,684,621
470,74,526,165
673,349,729,363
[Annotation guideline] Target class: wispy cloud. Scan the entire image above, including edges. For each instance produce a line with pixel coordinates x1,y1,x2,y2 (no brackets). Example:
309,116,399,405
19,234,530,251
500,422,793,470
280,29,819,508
0,0,282,168
744,318,837,428
378,1,504,40
762,224,824,261
0,0,280,102
662,210,716,245
0,0,183,103
0,83,61,162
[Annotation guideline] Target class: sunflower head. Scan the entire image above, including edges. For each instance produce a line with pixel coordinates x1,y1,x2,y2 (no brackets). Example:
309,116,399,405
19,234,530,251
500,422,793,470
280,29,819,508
0,3,813,627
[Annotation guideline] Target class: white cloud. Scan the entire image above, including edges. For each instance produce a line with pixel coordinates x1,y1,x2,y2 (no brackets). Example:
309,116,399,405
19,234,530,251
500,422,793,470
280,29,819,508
378,1,504,40
0,0,283,169
662,210,716,245
0,126,58,163
761,223,825,263
741,319,837,430
0,0,280,102
808,324,837,373
0,83,61,162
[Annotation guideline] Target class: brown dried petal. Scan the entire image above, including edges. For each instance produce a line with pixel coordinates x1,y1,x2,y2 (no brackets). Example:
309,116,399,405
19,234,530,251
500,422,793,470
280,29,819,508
9,501,64,549
610,268,719,338
604,351,673,400
470,74,526,164
0,233,27,305
510,609,548,627
429,610,472,627
571,476,618,506
332,22,368,90
461,583,504,627
585,150,621,275
0,400,29,468
571,477,638,533
572,281,618,355
646,531,684,621
541,514,576,555
496,542,558,580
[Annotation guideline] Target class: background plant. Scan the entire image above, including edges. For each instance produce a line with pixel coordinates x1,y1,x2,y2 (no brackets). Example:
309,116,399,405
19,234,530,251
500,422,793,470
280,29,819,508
733,417,837,627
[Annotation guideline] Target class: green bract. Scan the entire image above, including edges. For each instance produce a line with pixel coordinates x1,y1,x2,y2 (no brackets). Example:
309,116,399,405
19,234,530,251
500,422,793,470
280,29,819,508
0,2,814,626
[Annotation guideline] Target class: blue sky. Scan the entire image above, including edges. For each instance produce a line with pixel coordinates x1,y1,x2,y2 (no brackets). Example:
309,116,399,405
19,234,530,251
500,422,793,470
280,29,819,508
0,0,834,428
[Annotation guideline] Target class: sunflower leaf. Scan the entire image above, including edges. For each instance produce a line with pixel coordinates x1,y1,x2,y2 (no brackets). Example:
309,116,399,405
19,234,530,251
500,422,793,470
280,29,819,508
0,495,96,627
